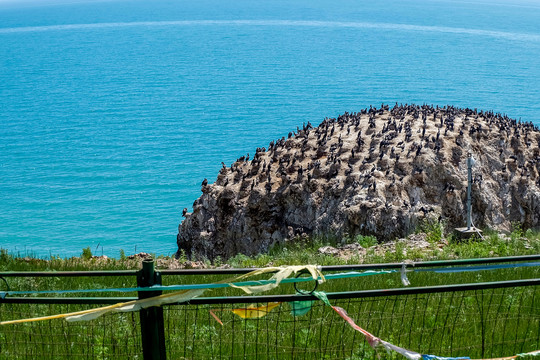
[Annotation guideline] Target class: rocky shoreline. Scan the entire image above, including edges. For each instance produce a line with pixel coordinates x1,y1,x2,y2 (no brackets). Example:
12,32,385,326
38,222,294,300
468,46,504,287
177,104,540,260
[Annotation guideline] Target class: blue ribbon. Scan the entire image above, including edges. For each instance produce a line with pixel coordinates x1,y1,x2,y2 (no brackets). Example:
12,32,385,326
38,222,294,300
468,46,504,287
0,270,395,296
1,262,537,297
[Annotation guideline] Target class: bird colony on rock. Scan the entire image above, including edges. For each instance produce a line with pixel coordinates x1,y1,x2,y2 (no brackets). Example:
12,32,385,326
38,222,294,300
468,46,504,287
177,104,540,260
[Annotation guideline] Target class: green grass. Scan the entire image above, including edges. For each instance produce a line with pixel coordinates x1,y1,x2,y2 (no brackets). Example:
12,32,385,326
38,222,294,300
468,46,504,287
1,225,538,271
0,227,539,359
226,227,540,268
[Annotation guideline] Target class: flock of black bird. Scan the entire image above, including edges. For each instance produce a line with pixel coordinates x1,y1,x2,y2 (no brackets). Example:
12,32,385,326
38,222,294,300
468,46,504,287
184,103,539,217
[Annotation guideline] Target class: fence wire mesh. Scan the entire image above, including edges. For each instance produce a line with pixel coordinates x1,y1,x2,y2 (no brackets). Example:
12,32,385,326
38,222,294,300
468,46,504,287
0,304,143,359
0,259,538,359
163,286,538,360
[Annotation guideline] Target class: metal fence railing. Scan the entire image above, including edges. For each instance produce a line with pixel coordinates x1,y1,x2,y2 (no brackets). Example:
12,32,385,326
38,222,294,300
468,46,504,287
0,255,539,360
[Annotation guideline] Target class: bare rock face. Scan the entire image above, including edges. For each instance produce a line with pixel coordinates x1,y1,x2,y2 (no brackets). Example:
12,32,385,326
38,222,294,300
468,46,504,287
177,104,540,260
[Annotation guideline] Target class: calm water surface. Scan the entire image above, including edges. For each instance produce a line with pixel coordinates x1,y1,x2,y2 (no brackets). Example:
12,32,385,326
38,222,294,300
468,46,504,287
0,0,539,257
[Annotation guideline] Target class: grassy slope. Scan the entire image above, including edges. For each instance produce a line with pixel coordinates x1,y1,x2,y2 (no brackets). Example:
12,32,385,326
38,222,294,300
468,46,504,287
0,226,539,359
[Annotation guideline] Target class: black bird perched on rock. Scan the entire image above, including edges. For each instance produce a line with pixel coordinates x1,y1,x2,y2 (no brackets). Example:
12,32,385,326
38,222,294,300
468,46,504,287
201,178,208,187
182,208,188,217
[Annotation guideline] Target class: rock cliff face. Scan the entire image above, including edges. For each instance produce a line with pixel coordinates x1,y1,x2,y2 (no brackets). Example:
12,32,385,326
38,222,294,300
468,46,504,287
177,104,540,260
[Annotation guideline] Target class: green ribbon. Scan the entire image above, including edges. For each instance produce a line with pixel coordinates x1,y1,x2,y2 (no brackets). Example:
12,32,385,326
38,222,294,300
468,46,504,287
312,290,332,307
290,300,314,316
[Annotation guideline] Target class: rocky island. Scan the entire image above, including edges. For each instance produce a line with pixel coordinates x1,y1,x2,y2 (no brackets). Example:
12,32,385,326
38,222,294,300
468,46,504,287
177,104,540,260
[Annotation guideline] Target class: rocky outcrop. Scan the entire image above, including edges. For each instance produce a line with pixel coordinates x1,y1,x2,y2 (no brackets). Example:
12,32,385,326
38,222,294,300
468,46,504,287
177,104,540,260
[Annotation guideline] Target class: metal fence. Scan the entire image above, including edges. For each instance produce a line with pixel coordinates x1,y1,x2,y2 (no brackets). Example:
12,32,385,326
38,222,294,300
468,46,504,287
1,255,539,360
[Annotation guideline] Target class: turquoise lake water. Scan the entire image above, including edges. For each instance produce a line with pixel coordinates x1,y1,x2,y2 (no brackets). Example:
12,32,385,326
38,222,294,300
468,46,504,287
1,0,539,258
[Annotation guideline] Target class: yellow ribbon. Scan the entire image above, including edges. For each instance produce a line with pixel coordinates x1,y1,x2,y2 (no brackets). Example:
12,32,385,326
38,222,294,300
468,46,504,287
231,302,281,319
210,302,282,325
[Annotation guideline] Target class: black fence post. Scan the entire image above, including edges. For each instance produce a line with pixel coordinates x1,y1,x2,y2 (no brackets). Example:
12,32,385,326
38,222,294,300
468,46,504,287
137,258,167,360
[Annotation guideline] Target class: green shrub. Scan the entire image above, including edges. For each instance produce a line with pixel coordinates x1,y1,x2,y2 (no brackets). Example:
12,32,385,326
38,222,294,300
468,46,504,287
420,217,444,244
0,248,9,263
511,222,524,241
81,247,93,260
354,234,378,248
